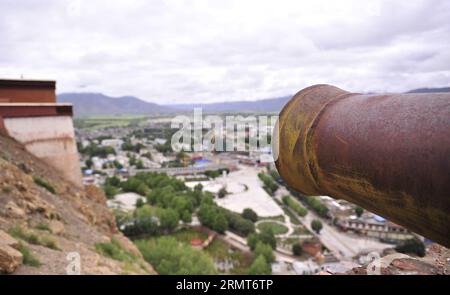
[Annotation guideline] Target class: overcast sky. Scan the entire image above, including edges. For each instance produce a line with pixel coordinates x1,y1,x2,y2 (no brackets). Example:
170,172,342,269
1,0,449,104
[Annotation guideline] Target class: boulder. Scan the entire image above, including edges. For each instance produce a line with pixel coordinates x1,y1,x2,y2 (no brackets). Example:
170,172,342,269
49,220,65,235
0,244,23,273
0,230,20,248
85,185,108,205
5,201,25,218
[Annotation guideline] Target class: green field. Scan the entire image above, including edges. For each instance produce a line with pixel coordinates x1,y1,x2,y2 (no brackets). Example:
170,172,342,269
292,225,310,235
139,228,208,245
257,215,285,222
170,228,208,244
74,115,149,130
257,221,289,235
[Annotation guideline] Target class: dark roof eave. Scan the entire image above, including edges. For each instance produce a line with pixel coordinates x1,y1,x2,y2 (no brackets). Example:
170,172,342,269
0,79,56,89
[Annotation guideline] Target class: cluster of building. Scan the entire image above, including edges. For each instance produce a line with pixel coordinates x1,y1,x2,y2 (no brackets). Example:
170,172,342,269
336,216,415,244
317,196,416,244
77,121,279,187
78,133,170,185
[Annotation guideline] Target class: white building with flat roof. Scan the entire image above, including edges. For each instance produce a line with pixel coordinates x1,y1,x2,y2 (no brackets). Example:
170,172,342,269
292,260,320,275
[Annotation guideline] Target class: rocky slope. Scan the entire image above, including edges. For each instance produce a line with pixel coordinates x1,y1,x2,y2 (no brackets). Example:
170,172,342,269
0,135,155,275
344,248,450,275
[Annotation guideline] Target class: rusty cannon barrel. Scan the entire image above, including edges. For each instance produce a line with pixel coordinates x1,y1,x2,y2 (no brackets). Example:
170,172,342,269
275,84,450,247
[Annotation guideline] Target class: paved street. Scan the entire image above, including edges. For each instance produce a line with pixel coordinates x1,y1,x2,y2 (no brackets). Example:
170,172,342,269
289,197,392,260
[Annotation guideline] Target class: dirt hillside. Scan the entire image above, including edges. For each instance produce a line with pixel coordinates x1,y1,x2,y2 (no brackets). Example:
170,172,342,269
0,135,155,275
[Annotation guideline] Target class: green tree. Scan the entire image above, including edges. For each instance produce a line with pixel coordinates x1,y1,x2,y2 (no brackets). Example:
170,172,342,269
213,213,229,233
194,183,203,192
136,237,217,275
204,170,221,179
129,154,137,166
121,177,147,194
122,141,144,153
258,173,279,195
247,228,276,250
224,210,255,237
198,202,228,233
242,208,258,222
269,169,281,181
136,160,144,169
103,185,119,199
181,210,192,223
259,228,277,249
135,198,145,208
292,242,302,256
159,208,179,232
85,158,93,168
395,238,426,257
301,196,329,218
198,204,215,227
253,242,275,263
311,219,323,234
136,183,149,196
218,188,227,199
105,176,121,187
247,233,259,251
121,205,159,236
171,196,193,217
113,160,123,170
282,195,308,217
355,206,364,218
155,142,172,155
248,255,271,275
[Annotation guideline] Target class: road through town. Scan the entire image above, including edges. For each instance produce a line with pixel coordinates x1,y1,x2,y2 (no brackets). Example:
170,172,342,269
293,198,392,260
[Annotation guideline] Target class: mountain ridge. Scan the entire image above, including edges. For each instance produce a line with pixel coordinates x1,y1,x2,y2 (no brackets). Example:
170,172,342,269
58,92,173,117
166,95,292,113
406,87,450,93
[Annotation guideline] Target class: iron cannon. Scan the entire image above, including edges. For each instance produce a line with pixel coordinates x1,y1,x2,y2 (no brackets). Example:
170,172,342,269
275,85,450,247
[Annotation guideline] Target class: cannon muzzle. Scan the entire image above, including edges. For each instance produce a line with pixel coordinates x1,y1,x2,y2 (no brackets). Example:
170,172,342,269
275,85,450,247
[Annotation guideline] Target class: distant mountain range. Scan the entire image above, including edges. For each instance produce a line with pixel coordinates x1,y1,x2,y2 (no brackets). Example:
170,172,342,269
58,93,173,117
167,96,291,113
58,87,449,117
407,87,450,93
57,92,292,116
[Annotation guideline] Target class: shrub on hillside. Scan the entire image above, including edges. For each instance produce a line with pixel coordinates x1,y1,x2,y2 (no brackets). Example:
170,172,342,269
136,237,217,275
242,208,258,222
395,238,426,257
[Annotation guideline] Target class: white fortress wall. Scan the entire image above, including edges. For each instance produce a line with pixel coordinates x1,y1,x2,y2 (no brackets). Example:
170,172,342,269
4,115,82,187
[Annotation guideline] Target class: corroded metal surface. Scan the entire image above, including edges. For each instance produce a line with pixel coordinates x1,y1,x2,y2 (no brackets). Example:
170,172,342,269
275,85,450,247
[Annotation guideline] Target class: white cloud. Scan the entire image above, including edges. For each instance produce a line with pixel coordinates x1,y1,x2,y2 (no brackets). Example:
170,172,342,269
0,0,449,104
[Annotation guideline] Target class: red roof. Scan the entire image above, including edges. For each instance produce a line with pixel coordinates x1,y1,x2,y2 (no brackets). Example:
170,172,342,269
190,238,203,246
